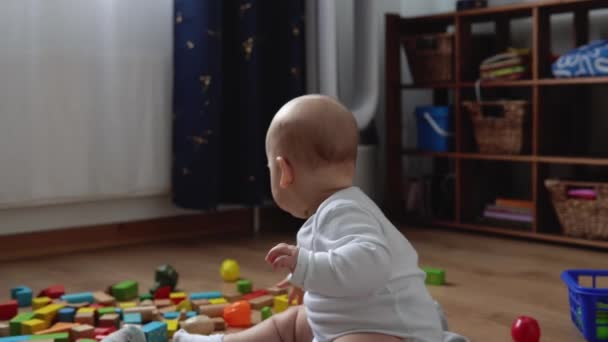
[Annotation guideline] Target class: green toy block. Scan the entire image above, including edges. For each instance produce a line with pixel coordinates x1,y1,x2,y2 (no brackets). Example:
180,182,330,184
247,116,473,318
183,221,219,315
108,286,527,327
111,280,138,301
139,293,153,301
236,280,252,294
9,312,35,336
261,306,272,321
29,332,69,342
98,307,117,316
150,264,179,294
422,267,446,286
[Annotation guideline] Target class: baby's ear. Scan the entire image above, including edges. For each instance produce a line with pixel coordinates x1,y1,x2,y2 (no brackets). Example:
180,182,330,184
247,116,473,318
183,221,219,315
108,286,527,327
276,156,294,188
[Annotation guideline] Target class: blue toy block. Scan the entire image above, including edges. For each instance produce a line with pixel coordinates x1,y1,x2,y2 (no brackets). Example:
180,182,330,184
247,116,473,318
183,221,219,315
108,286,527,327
123,312,142,325
10,286,33,307
163,312,180,320
61,292,94,304
0,336,31,342
142,321,167,342
57,307,76,322
186,311,197,319
190,291,222,300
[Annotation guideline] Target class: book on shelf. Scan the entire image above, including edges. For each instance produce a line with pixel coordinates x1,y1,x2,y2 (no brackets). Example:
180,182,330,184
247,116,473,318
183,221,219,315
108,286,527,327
494,198,534,210
485,204,532,215
482,209,533,223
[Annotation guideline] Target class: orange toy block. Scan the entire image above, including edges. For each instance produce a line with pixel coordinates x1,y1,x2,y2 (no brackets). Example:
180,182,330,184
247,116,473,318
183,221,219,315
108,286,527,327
223,301,251,328
34,322,80,335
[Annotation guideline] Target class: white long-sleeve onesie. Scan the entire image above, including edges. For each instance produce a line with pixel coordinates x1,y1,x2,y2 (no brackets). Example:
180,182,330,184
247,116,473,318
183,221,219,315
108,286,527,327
289,187,443,342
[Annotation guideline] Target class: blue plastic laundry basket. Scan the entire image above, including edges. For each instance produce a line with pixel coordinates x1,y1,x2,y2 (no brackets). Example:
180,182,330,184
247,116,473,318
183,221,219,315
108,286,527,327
562,269,608,341
415,106,453,152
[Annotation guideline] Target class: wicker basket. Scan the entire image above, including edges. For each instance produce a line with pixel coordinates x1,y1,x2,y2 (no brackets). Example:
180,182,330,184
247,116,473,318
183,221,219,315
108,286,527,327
545,179,608,239
402,33,454,84
462,100,528,154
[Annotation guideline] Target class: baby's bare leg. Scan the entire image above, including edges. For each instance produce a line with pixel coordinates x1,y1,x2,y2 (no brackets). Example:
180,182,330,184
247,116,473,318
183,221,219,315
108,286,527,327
333,333,403,342
223,306,313,342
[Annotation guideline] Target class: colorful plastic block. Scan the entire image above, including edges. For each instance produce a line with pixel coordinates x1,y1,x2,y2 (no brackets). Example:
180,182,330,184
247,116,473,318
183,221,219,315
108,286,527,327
209,298,227,305
76,307,96,314
123,312,142,325
177,299,192,312
34,303,65,326
261,306,272,321
236,280,252,294
29,332,69,342
32,297,51,310
11,286,33,307
61,293,94,304
118,302,136,309
242,289,268,301
223,301,251,327
163,311,180,320
97,307,116,316
10,312,35,336
190,292,222,300
0,300,18,321
423,267,446,286
142,321,167,342
0,336,30,342
153,286,171,300
273,295,296,313
111,281,138,302
169,292,187,305
39,285,65,299
57,307,75,323
21,319,47,334
186,311,197,319
166,319,178,338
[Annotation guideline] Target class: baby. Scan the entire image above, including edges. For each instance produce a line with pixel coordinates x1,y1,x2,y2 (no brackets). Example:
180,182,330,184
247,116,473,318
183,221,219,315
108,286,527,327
172,95,467,342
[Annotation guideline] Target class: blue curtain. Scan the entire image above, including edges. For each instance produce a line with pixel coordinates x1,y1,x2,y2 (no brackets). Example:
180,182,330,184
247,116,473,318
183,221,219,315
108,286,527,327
173,0,306,210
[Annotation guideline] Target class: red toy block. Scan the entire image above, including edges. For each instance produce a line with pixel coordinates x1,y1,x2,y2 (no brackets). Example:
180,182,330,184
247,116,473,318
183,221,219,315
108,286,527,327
39,285,65,299
241,289,268,301
0,300,18,320
223,301,251,327
94,326,116,336
154,286,171,299
95,335,108,341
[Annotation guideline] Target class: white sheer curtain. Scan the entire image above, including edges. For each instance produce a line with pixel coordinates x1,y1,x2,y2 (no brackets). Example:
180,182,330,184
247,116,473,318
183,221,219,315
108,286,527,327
0,0,173,208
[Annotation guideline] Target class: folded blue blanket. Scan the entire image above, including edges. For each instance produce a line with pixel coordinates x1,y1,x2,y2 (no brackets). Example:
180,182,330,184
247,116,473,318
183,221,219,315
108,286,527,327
552,40,608,77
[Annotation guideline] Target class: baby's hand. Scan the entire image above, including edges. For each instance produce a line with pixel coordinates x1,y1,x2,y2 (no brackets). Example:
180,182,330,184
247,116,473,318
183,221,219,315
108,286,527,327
276,277,304,305
265,243,299,272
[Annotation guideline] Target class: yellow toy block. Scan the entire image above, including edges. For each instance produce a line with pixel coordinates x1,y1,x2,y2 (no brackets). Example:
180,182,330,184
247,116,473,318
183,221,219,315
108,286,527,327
166,319,178,338
32,297,51,310
21,319,48,334
177,299,192,312
170,292,187,301
77,307,96,314
34,303,65,325
273,295,297,313
119,302,137,309
208,298,227,305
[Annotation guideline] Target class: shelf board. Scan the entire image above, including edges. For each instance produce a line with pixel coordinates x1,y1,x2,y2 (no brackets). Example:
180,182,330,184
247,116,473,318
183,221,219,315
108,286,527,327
538,76,608,86
430,221,608,249
460,80,535,88
402,150,608,166
539,156,608,166
400,83,456,89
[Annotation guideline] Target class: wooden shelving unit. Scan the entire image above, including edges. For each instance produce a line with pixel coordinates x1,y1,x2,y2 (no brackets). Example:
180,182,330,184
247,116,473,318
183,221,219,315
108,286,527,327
385,0,608,248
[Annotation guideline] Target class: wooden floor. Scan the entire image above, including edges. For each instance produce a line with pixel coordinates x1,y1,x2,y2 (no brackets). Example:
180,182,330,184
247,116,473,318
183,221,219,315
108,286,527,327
1,226,606,341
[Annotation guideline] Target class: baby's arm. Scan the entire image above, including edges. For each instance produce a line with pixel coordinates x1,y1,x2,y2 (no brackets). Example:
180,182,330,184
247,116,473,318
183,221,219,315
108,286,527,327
290,203,392,297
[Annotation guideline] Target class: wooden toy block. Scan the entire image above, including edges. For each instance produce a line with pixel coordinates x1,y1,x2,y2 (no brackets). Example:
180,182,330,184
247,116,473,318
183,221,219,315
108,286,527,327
33,322,79,335
122,313,142,325
169,292,186,305
166,319,178,338
0,336,29,342
34,303,65,326
57,308,76,323
236,280,252,294
223,301,252,328
186,311,197,320
122,307,156,322
32,298,51,311
210,317,226,331
93,327,115,337
96,307,114,316
153,299,171,308
422,267,446,286
73,312,94,326
273,295,290,313
111,281,138,302
163,312,179,320
118,302,136,309
39,285,65,300
92,292,114,306
60,293,93,305
176,299,192,312
11,287,33,308
208,298,227,305
29,332,69,342
153,286,171,300
98,314,119,328
75,339,96,342
159,305,177,314
142,321,167,342
242,290,268,301
191,299,209,307
198,304,227,318
139,293,153,302
248,295,274,310
10,312,35,335
140,300,154,307
251,310,262,325
267,286,288,296
190,292,222,301
65,303,88,309
0,322,8,337
180,316,213,335
75,308,94,315
70,324,94,341
21,319,47,334
222,291,243,303
260,306,272,321
0,301,18,321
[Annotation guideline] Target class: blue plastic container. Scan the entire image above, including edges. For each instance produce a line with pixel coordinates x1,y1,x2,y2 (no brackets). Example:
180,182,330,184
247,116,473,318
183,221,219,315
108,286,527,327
562,270,608,341
415,106,453,152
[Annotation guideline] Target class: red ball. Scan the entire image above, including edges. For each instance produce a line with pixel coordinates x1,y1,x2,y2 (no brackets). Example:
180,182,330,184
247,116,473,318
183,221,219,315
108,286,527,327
511,316,541,342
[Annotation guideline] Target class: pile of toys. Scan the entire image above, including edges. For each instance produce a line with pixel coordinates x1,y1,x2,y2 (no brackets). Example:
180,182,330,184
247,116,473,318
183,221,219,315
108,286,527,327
0,260,295,342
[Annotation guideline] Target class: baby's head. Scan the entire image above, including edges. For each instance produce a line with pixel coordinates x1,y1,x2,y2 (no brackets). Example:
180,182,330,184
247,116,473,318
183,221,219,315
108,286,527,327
266,95,358,218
